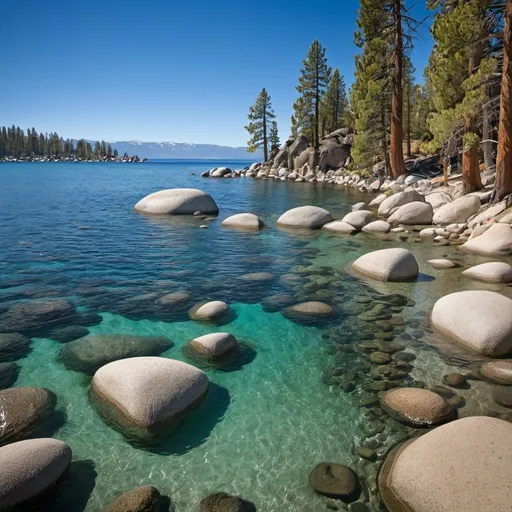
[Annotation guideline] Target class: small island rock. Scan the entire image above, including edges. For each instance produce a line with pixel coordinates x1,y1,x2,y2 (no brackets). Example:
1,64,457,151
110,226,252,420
134,188,219,215
189,301,231,322
189,332,238,359
321,221,357,234
276,206,333,229
222,213,264,230
352,248,419,282
462,262,512,283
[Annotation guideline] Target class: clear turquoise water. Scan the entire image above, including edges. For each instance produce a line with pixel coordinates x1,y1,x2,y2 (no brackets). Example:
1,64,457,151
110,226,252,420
1,161,511,511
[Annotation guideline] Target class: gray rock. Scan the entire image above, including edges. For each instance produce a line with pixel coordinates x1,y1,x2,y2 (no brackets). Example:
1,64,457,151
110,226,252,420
362,220,391,234
378,190,425,217
222,213,264,231
200,492,256,512
0,362,18,389
189,301,231,322
433,195,481,225
462,224,512,256
106,486,165,512
49,325,89,343
387,201,433,225
277,206,333,229
189,333,238,359
342,211,377,230
309,462,360,500
352,248,419,282
134,188,219,215
0,333,31,361
321,221,357,234
462,262,512,283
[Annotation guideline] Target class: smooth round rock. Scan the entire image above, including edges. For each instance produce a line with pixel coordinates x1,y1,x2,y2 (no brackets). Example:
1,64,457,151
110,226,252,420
378,190,425,217
321,221,357,234
352,202,369,212
158,291,191,306
381,388,455,427
433,195,481,225
106,486,164,512
282,302,335,322
60,334,173,374
342,210,376,230
431,291,512,356
362,220,391,234
442,373,467,388
309,462,359,500
0,438,72,510
0,387,56,446
352,248,419,282
239,272,273,282
428,259,458,269
461,223,512,256
48,325,90,343
379,416,512,512
134,188,219,215
462,262,512,283
222,213,264,231
92,357,209,437
387,201,433,225
189,333,238,359
0,333,31,362
189,301,230,322
0,362,18,389
480,361,512,385
277,206,333,229
200,492,256,512
370,352,392,365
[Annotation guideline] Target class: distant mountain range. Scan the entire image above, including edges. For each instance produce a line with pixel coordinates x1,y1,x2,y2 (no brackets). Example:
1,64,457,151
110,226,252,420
105,140,263,160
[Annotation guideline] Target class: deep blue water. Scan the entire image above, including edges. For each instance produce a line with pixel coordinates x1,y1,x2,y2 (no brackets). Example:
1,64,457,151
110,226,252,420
0,160,507,511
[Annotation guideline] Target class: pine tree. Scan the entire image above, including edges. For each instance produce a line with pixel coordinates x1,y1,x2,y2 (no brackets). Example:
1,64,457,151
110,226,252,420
292,95,314,142
269,121,280,149
107,144,112,156
294,40,331,149
320,68,348,135
113,148,119,157
100,140,107,158
244,88,276,161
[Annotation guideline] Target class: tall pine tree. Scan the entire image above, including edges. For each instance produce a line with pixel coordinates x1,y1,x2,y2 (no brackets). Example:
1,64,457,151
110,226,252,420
294,40,331,149
320,68,348,135
245,88,275,161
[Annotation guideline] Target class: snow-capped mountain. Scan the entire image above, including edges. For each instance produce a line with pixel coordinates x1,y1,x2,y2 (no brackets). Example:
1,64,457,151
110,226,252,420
107,140,263,160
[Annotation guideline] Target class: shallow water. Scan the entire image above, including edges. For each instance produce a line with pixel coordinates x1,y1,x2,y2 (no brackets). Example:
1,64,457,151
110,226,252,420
1,161,511,511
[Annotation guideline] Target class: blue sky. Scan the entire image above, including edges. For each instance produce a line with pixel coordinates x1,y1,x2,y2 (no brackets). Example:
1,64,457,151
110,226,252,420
1,0,433,146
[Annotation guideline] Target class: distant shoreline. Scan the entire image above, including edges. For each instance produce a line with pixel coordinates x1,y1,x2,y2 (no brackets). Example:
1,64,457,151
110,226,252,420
0,156,147,163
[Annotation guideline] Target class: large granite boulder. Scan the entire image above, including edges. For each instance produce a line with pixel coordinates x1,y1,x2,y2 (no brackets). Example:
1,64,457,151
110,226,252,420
134,189,219,215
425,191,450,210
431,291,512,356
387,202,433,225
222,213,264,231
189,332,238,360
462,262,512,283
0,333,31,361
309,462,360,500
60,334,174,374
0,438,72,510
318,136,351,171
321,221,357,235
362,220,391,234
378,190,424,217
210,167,232,178
91,357,209,438
0,387,56,446
200,492,256,512
352,248,419,282
0,299,77,336
277,206,333,229
433,195,481,225
294,147,319,170
342,211,376,230
461,223,512,256
287,134,309,170
106,486,166,512
189,301,231,322
379,417,512,512
381,388,455,427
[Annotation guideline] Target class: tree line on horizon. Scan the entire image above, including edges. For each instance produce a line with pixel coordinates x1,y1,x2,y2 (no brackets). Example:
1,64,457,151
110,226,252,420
245,0,512,202
0,126,136,160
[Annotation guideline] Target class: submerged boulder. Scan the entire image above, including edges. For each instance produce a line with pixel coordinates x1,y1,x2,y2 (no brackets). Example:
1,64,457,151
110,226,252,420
480,361,512,385
352,248,419,282
189,301,231,322
60,334,174,374
91,357,209,439
462,262,512,283
221,213,264,231
461,223,512,256
321,221,357,234
277,206,333,229
433,195,481,225
309,462,360,500
381,388,455,427
0,387,56,446
49,325,89,343
387,201,433,225
189,333,238,360
0,299,77,336
0,333,31,362
0,438,72,510
134,188,219,215
0,363,18,389
282,301,335,323
106,486,165,512
200,492,257,512
428,259,458,269
379,417,512,512
431,291,512,356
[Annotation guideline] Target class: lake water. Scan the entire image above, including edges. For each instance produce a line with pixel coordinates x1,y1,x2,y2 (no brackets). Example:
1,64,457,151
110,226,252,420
1,160,510,512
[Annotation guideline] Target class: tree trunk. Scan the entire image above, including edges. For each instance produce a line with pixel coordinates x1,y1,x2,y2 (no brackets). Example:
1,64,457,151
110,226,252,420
493,1,512,201
314,43,320,150
263,108,268,162
390,0,406,178
381,111,391,177
462,13,483,193
482,103,494,172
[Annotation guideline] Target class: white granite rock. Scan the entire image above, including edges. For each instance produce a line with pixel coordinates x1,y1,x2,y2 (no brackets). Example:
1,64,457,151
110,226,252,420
221,213,264,230
277,206,333,229
433,196,481,225
342,210,377,230
462,262,512,283
387,202,433,225
134,189,219,215
362,221,391,234
189,333,238,358
462,223,512,256
378,190,425,217
352,248,419,282
321,221,357,234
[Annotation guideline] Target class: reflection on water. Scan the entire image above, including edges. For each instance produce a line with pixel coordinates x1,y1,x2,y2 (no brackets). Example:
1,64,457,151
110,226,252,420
1,161,512,511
